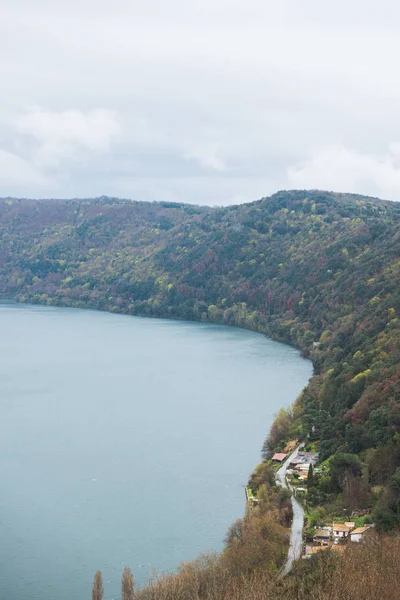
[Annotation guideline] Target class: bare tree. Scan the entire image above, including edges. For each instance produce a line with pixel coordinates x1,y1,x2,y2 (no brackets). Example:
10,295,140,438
122,567,135,600
92,571,104,600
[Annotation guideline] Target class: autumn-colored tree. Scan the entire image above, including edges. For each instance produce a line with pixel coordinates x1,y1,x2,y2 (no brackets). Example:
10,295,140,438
262,408,292,458
122,567,135,600
92,571,104,600
222,512,287,577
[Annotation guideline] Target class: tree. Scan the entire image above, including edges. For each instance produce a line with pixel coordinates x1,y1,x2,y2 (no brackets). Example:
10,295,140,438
92,571,103,600
122,567,135,600
307,464,314,489
329,453,363,491
344,471,369,513
262,408,292,458
224,518,244,546
374,467,400,531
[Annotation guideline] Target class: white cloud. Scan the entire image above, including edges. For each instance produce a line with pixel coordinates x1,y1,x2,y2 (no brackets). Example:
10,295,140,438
1,1,400,202
185,144,227,172
287,145,400,201
111,175,275,206
0,148,48,191
16,108,121,167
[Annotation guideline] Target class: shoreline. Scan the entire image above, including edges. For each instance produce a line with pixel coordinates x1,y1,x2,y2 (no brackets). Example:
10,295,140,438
0,299,312,590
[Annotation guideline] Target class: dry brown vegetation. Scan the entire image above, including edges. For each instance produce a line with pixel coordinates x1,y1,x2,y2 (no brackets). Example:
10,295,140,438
122,567,135,600
134,533,400,600
91,571,104,600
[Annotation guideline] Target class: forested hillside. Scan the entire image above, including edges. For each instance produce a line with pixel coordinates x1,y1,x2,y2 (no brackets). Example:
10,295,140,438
1,190,400,527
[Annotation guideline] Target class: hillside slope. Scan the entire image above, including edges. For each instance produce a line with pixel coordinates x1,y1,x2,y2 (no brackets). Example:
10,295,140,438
1,190,400,526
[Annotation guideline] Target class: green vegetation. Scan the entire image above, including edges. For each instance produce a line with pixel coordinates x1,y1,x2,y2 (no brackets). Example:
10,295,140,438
2,189,400,594
1,190,400,529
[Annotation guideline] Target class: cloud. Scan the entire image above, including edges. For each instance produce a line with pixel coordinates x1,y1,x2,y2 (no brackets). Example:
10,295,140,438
111,175,275,206
0,148,48,191
287,145,400,201
184,144,227,171
16,108,121,167
1,2,400,202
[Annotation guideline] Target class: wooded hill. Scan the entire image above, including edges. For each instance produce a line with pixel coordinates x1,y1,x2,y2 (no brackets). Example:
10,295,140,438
1,190,399,527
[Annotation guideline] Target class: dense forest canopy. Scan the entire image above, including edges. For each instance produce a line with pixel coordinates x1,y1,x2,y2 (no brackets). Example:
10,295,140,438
1,189,400,527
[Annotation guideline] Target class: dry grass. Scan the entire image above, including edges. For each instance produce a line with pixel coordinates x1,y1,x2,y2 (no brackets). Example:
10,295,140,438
135,533,400,600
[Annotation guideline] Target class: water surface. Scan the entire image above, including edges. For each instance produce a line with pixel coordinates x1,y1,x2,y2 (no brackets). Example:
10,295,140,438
0,303,312,599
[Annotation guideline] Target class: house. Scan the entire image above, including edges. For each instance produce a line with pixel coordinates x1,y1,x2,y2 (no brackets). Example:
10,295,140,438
344,522,356,530
332,524,352,539
298,451,318,458
350,526,371,543
272,453,287,462
314,528,330,545
297,451,319,465
298,464,310,472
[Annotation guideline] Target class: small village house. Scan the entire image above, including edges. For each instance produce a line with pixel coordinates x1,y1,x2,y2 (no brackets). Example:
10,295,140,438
272,453,287,462
350,526,371,543
313,528,330,545
295,463,309,471
332,523,352,540
298,464,310,472
297,451,319,465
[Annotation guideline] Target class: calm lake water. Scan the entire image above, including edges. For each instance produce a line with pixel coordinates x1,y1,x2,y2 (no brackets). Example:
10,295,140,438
0,303,312,600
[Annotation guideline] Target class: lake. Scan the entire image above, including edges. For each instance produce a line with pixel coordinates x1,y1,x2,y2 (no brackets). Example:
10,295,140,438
0,303,312,600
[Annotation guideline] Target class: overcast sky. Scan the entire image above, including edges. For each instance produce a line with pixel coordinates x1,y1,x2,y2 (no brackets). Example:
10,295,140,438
2,1,400,205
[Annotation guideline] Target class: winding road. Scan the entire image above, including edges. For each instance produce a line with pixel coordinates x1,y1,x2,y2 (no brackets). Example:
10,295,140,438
276,445,305,575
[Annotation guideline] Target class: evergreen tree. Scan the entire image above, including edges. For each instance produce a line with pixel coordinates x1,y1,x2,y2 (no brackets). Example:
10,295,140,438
307,464,314,489
122,567,135,600
92,571,104,600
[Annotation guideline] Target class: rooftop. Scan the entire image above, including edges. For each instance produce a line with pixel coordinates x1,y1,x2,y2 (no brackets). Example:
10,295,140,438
298,451,319,457
333,524,352,532
272,453,287,462
351,526,371,535
314,529,330,538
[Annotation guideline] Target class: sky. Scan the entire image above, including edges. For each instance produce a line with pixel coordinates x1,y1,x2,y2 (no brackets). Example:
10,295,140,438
2,0,400,205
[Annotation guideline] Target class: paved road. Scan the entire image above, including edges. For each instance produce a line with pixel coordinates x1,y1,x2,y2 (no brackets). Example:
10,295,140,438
276,445,305,575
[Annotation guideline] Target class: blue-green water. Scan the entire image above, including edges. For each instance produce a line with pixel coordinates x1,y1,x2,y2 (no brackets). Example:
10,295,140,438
0,303,312,600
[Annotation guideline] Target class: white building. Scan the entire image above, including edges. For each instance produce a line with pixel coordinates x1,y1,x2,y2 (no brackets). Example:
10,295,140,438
332,524,352,539
350,526,371,542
